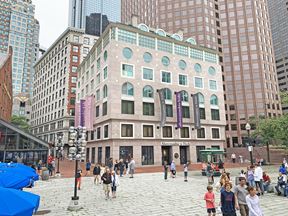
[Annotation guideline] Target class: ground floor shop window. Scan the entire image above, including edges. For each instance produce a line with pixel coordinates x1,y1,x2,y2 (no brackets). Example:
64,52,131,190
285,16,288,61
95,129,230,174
105,146,110,166
142,146,154,165
91,147,95,164
119,146,133,161
98,147,102,164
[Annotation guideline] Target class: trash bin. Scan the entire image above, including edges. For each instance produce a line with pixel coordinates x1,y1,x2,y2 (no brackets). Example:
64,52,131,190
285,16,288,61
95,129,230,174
41,169,49,181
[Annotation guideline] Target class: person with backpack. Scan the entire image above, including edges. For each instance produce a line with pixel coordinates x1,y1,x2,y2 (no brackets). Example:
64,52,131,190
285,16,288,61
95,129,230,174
93,164,101,185
85,161,91,176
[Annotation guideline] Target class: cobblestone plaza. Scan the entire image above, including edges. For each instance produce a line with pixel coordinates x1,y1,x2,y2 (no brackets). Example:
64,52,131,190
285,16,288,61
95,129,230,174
29,167,287,216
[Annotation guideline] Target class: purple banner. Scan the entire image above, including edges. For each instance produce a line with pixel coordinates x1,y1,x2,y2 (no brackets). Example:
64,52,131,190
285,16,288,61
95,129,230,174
74,102,80,127
84,96,95,130
80,99,85,127
176,91,183,128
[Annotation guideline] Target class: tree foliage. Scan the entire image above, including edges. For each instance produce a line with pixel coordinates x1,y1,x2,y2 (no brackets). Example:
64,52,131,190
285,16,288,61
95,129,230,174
11,115,30,132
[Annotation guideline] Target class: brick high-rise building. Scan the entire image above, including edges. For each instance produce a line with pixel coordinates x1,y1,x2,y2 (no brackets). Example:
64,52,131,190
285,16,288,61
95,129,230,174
0,47,13,122
267,0,288,112
122,0,282,147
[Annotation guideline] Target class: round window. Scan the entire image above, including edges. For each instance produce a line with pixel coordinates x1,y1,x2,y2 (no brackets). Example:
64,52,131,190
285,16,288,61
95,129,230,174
103,50,108,61
208,66,216,76
122,47,133,59
161,56,170,66
194,63,202,73
178,60,187,70
143,52,152,63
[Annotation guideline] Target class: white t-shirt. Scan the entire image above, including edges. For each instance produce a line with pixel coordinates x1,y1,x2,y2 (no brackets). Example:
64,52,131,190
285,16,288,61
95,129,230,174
254,167,263,181
246,195,263,216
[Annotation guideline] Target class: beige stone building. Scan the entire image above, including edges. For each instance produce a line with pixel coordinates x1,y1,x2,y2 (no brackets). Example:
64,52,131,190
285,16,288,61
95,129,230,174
31,28,97,144
77,21,226,166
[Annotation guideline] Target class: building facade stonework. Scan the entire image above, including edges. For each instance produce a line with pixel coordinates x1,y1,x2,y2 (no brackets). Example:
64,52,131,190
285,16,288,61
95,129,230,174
121,0,282,148
31,28,97,145
77,22,226,166
0,48,13,122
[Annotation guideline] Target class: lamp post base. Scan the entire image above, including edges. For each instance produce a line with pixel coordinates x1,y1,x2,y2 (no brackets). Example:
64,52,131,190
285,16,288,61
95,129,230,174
67,199,82,211
55,172,61,178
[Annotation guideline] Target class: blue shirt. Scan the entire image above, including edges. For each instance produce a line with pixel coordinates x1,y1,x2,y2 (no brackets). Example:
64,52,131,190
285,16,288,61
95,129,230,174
221,190,236,214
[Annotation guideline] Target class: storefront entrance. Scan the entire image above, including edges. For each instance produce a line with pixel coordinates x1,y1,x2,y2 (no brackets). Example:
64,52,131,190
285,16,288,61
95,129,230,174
180,146,188,164
119,146,133,162
161,146,172,165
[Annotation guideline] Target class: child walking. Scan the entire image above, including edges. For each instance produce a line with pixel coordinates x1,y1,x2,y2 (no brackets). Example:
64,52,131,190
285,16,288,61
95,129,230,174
111,170,119,198
184,162,189,182
204,185,216,216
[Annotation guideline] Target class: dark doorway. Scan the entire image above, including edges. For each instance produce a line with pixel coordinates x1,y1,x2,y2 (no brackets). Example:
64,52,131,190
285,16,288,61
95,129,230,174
180,146,188,164
161,146,172,165
97,147,102,164
119,146,133,162
105,146,110,166
91,147,95,164
196,146,205,162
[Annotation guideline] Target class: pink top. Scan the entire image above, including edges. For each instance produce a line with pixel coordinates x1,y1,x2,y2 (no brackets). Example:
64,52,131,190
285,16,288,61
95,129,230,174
204,192,216,209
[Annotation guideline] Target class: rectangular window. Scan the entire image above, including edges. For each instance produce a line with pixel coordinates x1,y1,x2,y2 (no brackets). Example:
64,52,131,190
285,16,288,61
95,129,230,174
205,52,217,63
103,66,108,79
118,29,137,44
179,74,188,86
121,124,133,137
97,58,101,70
142,68,153,80
122,64,134,77
143,125,154,137
104,125,109,138
174,44,188,56
72,66,77,73
96,89,100,101
190,48,203,60
73,46,79,52
157,40,173,53
96,105,100,117
209,80,217,90
182,106,190,118
162,71,171,83
71,77,77,83
200,108,206,120
195,77,203,88
72,56,78,63
166,104,173,117
231,124,237,131
139,35,155,49
121,100,134,114
96,127,101,139
142,146,154,165
197,128,205,138
211,109,220,120
163,126,173,138
212,128,220,139
102,102,107,116
73,35,79,43
83,37,90,45
70,98,75,105
180,127,190,138
83,47,89,54
96,73,100,84
143,102,154,116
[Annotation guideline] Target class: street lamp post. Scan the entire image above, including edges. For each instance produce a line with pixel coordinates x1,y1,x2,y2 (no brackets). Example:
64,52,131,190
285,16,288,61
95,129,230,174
67,126,87,211
55,132,64,176
245,123,254,165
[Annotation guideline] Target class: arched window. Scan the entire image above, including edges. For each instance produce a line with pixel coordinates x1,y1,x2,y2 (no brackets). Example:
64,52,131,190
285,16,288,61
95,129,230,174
138,23,149,32
143,85,154,98
198,93,205,105
163,88,172,100
186,37,197,45
103,85,108,98
156,29,166,37
122,82,134,96
171,33,182,41
181,91,189,102
210,94,218,106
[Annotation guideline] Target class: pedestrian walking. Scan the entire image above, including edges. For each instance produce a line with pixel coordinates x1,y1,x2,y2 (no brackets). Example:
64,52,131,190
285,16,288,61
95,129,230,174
125,159,129,176
108,158,113,170
37,160,42,175
234,177,249,216
101,168,112,200
220,182,238,216
163,161,168,181
204,185,216,216
114,160,119,173
247,166,255,187
184,162,189,182
76,169,82,190
170,160,176,178
206,162,213,185
111,170,119,198
93,164,101,185
85,161,91,176
246,186,263,216
254,163,264,195
231,153,236,163
119,159,125,177
129,158,135,178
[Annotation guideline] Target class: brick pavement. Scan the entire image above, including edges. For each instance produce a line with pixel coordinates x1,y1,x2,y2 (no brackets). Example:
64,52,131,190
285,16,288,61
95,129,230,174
28,166,287,216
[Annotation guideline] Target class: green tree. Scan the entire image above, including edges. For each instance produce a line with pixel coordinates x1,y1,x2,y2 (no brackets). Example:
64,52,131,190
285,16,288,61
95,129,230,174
280,91,288,104
11,115,30,132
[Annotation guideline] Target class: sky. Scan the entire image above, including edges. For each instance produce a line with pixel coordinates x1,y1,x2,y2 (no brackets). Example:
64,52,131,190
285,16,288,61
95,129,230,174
33,0,69,49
